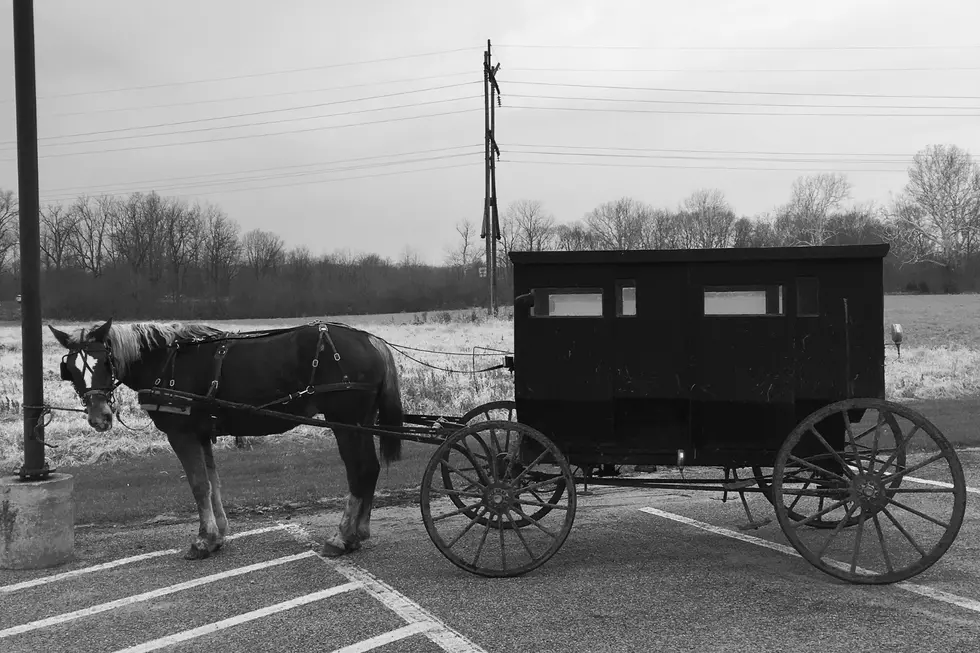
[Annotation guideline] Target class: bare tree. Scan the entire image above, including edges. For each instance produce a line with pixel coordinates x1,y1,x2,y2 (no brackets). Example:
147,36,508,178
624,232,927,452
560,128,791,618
584,197,650,250
777,173,852,245
889,144,980,275
241,228,285,278
640,208,683,249
553,220,598,251
0,189,19,272
200,204,241,297
730,217,755,248
505,199,556,251
163,198,204,304
40,202,79,271
677,189,736,248
444,219,479,270
111,192,166,300
67,195,114,278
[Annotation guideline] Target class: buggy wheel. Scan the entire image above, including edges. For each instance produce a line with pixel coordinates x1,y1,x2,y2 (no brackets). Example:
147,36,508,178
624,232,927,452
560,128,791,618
753,409,907,529
421,420,577,577
772,398,966,584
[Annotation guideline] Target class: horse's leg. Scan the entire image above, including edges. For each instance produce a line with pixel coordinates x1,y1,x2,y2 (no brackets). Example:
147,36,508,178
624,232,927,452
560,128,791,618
321,425,381,557
168,432,222,560
202,438,229,548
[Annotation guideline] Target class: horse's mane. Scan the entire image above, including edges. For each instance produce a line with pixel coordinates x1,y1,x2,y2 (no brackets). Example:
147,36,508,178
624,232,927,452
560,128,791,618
104,322,228,375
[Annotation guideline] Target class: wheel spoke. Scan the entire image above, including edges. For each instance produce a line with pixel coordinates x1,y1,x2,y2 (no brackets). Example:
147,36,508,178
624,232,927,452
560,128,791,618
513,450,551,486
787,454,849,483
879,452,947,485
429,487,484,499
472,518,492,567
442,461,485,490
498,514,506,571
505,510,537,560
788,497,849,528
511,497,568,511
432,500,485,522
843,410,863,474
850,510,867,575
816,502,857,557
512,504,559,539
809,425,856,479
446,506,489,548
886,497,951,529
872,513,894,574
880,424,920,470
881,506,927,557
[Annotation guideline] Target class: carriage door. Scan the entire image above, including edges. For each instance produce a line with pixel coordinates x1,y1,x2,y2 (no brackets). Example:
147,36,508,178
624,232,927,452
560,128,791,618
692,271,796,459
513,281,613,453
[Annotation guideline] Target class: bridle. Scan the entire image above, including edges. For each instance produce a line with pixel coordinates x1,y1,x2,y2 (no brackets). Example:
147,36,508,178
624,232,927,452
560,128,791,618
60,339,124,411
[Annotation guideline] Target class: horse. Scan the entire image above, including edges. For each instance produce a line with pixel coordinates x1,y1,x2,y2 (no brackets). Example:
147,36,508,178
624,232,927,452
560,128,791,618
48,318,404,561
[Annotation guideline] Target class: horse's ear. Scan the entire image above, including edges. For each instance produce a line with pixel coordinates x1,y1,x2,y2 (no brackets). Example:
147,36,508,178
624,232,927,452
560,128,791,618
48,325,74,349
90,318,113,342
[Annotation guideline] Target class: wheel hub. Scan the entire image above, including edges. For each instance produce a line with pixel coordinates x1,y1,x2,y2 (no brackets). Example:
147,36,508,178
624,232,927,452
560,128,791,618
485,483,514,516
851,474,889,511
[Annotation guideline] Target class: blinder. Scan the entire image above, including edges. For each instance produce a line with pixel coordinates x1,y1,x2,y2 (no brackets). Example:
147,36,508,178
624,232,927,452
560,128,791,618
60,360,72,381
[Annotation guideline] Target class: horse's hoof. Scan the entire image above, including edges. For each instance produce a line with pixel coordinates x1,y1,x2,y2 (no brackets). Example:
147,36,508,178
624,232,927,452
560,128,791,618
319,541,346,557
184,543,211,560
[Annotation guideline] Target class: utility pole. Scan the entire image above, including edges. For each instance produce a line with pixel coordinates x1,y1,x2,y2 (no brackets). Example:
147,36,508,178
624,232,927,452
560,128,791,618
481,39,501,316
12,0,47,480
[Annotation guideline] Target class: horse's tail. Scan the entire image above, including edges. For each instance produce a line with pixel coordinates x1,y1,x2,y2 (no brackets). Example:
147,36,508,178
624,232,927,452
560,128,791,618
369,334,403,465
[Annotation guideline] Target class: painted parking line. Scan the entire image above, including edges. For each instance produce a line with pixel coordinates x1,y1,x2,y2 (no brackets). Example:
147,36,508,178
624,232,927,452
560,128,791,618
280,522,489,653
639,506,980,615
905,475,980,496
330,623,437,653
0,524,289,594
0,550,317,639
109,581,363,653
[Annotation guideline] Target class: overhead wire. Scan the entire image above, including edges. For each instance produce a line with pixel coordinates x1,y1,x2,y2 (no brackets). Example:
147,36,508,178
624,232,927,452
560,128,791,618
506,66,980,74
493,43,980,51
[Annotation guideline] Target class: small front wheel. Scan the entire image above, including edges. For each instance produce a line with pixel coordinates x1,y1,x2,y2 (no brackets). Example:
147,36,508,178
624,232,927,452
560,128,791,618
421,420,577,577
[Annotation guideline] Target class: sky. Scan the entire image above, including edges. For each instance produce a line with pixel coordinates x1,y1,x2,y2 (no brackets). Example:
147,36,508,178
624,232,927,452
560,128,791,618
1,0,979,265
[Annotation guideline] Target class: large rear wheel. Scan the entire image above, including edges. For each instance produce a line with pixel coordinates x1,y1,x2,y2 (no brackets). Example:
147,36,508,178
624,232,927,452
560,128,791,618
771,398,966,584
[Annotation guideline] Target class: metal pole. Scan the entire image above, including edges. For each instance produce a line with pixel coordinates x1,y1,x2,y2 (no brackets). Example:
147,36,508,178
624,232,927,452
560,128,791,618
12,0,48,480
482,48,493,315
487,39,499,316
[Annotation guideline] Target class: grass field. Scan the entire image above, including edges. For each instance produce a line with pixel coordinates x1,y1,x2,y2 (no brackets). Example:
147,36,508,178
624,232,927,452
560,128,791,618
0,295,977,525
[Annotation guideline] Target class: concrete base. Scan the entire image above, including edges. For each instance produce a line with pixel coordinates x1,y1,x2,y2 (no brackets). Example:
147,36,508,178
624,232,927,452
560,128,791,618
0,473,74,570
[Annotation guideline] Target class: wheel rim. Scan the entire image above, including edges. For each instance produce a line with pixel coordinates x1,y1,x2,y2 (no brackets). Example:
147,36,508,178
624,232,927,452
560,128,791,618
421,420,577,577
460,400,517,425
772,398,966,585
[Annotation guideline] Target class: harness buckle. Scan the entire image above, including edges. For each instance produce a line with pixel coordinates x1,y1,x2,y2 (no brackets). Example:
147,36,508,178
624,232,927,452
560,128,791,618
311,359,319,368
333,353,341,362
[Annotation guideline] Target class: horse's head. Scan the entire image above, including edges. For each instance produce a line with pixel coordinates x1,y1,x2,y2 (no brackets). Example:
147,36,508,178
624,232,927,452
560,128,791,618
48,318,119,432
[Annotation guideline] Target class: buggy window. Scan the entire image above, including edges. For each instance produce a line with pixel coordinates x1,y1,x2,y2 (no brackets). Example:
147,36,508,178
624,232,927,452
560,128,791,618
532,288,603,317
617,281,636,317
703,285,784,316
797,277,819,316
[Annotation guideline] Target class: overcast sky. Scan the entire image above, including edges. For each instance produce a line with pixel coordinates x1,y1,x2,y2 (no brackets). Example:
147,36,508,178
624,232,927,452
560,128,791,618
1,0,979,264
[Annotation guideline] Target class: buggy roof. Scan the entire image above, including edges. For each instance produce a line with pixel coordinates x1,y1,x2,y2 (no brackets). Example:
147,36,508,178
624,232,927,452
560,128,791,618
508,243,890,266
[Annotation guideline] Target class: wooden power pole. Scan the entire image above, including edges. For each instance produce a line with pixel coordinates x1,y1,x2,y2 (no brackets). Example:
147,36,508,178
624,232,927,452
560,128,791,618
481,39,501,316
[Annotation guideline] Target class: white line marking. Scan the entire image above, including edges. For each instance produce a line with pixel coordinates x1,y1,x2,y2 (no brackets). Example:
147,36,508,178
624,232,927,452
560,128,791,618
0,550,316,639
0,524,288,594
905,475,980,496
639,506,980,614
280,522,488,653
109,581,362,653
329,622,436,653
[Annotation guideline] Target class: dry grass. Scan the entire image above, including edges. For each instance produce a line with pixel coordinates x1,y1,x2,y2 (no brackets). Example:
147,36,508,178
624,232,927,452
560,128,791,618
1,294,978,470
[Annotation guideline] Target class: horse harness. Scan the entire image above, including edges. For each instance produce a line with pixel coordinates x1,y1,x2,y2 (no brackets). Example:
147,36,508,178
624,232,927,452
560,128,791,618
60,338,124,410
140,322,377,433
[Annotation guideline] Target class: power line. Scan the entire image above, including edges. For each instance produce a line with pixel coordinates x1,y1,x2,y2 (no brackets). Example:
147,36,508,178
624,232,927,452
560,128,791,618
506,92,979,111
504,103,979,118
507,65,980,74
502,158,908,173
0,106,483,160
494,43,980,51
43,160,485,203
504,79,980,101
39,151,484,204
503,148,914,165
38,144,483,197
503,143,920,157
0,98,483,154
0,82,480,145
0,47,479,103
46,72,477,118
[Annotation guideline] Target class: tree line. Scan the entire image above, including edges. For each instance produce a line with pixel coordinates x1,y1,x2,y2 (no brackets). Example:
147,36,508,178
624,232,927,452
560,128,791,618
0,143,977,320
